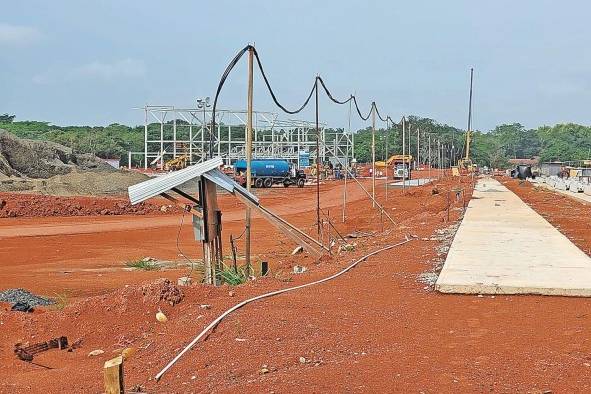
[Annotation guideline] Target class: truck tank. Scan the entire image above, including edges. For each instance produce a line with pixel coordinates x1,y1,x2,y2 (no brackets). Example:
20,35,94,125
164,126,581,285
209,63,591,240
234,159,290,177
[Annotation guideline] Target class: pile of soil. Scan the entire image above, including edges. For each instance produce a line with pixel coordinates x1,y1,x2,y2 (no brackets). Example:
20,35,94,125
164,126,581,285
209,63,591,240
0,192,178,218
0,130,113,178
0,130,149,195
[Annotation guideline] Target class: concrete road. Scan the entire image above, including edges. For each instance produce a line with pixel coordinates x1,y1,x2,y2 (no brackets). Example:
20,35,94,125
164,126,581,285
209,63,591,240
436,177,591,296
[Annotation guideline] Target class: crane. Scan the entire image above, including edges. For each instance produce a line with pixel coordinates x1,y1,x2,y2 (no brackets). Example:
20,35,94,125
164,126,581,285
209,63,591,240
458,68,474,171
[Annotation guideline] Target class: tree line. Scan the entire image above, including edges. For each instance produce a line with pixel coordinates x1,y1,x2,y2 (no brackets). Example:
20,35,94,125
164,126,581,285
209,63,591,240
1,114,589,168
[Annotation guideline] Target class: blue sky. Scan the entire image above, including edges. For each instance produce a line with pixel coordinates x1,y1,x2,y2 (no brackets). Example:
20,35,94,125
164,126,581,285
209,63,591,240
1,0,589,131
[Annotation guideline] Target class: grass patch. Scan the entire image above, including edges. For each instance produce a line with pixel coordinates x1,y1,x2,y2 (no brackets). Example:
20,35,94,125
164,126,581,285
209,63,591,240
52,292,69,310
125,258,161,271
218,263,248,286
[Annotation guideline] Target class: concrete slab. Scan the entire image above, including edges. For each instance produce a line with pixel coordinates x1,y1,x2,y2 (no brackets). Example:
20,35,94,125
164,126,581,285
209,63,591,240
534,182,591,204
435,177,591,296
389,178,433,188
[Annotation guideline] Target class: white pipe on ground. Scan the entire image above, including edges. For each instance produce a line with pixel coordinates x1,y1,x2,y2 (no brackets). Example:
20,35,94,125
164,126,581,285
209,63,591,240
155,237,415,381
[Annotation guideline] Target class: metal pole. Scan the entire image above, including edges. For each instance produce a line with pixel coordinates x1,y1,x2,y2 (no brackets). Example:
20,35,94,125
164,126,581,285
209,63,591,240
315,78,321,238
371,103,376,207
144,107,148,169
245,47,254,272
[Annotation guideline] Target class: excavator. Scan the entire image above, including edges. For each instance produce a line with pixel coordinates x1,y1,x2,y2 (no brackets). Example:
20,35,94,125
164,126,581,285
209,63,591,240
164,154,190,171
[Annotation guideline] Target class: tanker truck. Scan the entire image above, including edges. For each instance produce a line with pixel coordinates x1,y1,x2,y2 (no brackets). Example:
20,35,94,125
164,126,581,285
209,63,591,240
233,159,306,188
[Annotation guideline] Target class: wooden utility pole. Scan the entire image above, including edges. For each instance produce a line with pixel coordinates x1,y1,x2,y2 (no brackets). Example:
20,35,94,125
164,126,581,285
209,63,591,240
245,46,254,273
385,117,389,201
417,127,420,169
402,116,406,194
428,134,432,180
343,98,352,223
371,103,376,207
315,77,321,238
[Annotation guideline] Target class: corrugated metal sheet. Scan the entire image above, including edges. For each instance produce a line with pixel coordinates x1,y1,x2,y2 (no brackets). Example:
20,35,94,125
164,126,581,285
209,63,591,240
128,157,223,205
202,168,259,204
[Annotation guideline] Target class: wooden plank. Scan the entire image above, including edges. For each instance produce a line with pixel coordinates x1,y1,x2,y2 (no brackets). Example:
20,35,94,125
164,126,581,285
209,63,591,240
171,187,200,205
234,193,327,257
104,356,124,394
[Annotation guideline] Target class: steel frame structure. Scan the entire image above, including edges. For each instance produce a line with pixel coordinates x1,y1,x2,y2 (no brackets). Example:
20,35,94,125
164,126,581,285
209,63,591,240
130,105,355,169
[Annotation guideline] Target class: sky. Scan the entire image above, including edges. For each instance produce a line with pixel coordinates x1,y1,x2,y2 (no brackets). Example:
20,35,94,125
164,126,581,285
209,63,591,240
1,0,590,132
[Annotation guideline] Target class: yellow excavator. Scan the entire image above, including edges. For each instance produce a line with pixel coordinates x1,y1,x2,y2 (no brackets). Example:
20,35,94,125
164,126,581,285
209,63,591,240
164,154,190,171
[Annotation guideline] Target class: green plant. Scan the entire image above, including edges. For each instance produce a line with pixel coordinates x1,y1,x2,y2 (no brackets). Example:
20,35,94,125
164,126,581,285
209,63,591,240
52,292,69,310
125,258,161,271
218,263,248,286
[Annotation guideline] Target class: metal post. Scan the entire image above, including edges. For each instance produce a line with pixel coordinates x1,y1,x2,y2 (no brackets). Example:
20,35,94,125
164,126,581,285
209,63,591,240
144,108,148,169
160,115,164,170
371,103,376,207
315,77,321,238
245,47,254,273
173,116,177,158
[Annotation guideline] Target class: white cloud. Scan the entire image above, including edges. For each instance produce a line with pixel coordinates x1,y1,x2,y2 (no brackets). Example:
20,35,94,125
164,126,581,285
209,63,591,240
32,58,147,84
0,23,41,46
71,58,147,80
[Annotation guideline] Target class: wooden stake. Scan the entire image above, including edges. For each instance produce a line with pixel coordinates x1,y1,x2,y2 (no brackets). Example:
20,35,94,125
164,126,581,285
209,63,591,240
245,46,254,274
104,356,124,394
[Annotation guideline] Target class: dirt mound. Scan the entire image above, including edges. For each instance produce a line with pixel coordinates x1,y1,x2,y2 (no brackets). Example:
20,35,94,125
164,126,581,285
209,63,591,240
0,130,151,196
0,129,114,179
0,192,177,218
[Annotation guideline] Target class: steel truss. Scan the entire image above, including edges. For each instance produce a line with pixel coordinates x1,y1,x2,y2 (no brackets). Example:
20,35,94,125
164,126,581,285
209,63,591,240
130,105,355,169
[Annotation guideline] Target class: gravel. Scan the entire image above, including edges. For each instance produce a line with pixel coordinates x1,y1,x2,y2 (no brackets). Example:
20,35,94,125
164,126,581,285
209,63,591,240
0,288,55,307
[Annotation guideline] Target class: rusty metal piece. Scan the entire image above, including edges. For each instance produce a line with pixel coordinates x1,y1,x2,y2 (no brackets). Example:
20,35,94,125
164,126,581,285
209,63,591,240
14,336,68,362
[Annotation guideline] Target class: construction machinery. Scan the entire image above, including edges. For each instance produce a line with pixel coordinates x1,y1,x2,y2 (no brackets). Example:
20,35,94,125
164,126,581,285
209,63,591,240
457,68,475,172
234,159,306,188
377,154,413,179
164,154,190,171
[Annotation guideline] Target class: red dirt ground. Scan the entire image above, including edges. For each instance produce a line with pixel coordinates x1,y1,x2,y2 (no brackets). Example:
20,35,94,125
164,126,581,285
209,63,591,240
0,192,179,218
502,178,591,257
2,175,591,393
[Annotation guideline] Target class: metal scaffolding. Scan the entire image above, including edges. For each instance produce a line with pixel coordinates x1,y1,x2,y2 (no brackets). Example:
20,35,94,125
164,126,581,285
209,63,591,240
130,105,355,170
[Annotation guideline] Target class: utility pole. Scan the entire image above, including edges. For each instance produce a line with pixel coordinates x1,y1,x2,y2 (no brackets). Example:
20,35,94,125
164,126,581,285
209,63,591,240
466,67,474,163
417,127,420,170
385,117,389,201
343,98,352,223
428,134,431,180
402,116,406,194
315,77,321,238
438,139,441,179
244,46,254,274
371,103,376,207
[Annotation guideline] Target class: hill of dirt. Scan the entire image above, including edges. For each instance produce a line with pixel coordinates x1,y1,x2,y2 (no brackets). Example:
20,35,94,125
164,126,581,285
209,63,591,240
0,130,148,196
